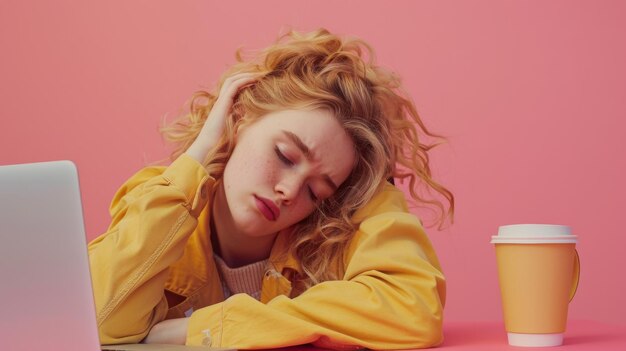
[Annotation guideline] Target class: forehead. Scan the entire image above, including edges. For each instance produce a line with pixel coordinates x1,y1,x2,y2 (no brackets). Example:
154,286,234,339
246,108,356,179
251,109,345,147
255,109,335,132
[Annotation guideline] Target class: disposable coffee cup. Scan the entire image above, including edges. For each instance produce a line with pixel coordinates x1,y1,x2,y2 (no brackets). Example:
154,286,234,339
491,224,580,347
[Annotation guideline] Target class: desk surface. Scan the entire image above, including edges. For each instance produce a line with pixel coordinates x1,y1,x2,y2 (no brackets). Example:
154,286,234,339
261,320,626,351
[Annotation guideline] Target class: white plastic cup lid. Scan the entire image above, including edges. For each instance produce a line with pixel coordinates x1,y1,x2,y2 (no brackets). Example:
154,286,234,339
491,224,578,244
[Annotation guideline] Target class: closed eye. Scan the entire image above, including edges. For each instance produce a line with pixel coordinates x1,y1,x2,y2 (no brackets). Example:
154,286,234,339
274,146,294,166
275,146,319,202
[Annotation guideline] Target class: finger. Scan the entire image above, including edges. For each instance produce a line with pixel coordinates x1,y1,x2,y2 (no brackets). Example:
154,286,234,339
221,75,261,97
212,76,260,114
223,73,263,89
222,72,263,86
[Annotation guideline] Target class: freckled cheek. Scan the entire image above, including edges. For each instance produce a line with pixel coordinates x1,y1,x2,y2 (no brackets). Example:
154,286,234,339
254,157,280,186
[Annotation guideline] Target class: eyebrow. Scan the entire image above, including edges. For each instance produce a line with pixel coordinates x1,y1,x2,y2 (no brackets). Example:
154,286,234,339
281,130,338,191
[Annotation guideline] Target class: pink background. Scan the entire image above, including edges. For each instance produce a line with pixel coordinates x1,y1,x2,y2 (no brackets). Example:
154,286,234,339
2,0,625,326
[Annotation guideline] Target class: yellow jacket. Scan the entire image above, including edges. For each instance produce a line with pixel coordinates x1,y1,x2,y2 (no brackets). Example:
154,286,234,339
88,153,446,349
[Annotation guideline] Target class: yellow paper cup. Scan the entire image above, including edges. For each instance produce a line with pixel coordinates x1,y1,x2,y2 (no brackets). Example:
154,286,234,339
491,224,580,347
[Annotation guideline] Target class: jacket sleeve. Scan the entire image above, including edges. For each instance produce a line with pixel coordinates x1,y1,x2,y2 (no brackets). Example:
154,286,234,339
185,212,446,349
88,153,214,344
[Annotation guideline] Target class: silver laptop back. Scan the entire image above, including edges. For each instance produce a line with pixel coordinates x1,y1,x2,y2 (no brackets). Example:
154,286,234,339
0,160,100,350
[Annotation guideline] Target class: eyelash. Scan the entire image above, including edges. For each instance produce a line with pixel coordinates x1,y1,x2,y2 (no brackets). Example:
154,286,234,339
274,146,318,202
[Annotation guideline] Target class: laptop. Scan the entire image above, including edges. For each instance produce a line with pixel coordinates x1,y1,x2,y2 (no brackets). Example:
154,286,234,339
0,160,222,351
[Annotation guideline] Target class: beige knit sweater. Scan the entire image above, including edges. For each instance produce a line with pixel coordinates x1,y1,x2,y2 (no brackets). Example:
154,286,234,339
213,253,269,301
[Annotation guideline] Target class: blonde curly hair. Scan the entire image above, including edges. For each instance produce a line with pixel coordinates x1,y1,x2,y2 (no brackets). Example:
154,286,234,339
158,28,455,291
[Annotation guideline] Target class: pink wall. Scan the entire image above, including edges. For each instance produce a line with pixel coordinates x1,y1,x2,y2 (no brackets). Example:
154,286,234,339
2,1,625,326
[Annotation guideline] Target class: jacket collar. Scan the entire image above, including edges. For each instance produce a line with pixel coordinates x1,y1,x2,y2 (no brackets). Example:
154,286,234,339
268,228,301,274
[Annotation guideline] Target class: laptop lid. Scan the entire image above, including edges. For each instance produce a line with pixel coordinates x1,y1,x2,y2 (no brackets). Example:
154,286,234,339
0,160,101,350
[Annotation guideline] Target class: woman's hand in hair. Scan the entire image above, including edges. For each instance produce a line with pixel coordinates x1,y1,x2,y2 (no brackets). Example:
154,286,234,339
185,72,261,164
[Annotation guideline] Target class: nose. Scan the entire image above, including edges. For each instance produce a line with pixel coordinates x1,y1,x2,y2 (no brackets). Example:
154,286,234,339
275,172,303,206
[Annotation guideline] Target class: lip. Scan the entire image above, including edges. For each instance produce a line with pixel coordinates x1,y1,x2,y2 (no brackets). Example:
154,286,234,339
254,195,280,222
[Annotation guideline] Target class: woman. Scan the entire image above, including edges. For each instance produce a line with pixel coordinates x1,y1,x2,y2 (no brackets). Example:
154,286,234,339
88,28,454,349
